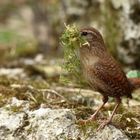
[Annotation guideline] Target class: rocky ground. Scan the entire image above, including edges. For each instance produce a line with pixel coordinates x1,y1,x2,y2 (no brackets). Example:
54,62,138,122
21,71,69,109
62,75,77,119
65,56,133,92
0,100,130,140
0,0,140,139
0,56,139,140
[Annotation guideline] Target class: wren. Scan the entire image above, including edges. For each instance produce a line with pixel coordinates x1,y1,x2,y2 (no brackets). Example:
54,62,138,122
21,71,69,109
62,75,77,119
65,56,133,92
79,27,140,129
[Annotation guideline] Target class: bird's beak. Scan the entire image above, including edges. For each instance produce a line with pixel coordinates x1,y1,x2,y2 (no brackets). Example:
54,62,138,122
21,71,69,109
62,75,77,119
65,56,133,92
80,39,90,48
79,30,90,47
81,42,90,47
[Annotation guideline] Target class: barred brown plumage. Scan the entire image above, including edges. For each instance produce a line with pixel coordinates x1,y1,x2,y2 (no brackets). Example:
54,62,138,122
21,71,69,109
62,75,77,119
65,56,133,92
79,27,140,130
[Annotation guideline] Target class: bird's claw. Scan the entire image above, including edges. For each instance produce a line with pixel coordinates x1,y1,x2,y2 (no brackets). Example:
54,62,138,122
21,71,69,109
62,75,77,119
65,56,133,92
97,120,111,131
89,114,96,121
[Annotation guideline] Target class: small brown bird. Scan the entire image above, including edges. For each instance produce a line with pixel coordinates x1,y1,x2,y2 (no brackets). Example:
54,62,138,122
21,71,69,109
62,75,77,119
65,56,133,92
79,27,140,129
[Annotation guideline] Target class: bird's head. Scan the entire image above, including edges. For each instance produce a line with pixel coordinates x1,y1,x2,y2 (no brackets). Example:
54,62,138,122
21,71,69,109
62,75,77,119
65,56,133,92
80,27,104,45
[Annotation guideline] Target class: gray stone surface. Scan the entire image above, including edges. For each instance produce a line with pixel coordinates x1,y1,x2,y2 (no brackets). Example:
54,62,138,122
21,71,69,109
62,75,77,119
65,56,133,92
0,98,129,140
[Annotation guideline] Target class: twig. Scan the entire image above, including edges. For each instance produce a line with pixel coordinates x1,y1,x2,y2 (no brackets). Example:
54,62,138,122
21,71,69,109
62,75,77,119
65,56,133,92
51,86,99,97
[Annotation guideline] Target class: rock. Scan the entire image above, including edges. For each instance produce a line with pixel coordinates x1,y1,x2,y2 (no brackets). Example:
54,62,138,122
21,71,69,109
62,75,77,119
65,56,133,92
111,0,140,68
0,98,129,140
27,108,79,140
88,125,129,140
61,0,88,16
0,108,27,139
0,68,26,78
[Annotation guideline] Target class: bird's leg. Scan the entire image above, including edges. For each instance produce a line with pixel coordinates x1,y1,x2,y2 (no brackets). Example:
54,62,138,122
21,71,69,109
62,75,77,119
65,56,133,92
97,97,121,130
78,96,108,124
106,97,121,122
89,96,108,120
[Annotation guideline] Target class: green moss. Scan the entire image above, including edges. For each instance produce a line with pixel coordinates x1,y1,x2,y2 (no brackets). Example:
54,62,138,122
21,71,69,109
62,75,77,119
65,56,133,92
61,25,81,75
0,85,17,107
112,106,140,139
74,107,99,137
28,80,49,89
77,120,98,138
14,41,38,58
5,105,23,113
0,76,12,86
60,24,86,85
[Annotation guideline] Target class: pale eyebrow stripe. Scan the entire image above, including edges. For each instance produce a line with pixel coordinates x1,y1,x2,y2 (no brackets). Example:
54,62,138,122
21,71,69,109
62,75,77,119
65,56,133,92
83,30,97,36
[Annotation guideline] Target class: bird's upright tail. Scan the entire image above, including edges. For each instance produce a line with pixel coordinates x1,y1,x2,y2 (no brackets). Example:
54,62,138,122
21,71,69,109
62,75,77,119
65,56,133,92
128,78,140,90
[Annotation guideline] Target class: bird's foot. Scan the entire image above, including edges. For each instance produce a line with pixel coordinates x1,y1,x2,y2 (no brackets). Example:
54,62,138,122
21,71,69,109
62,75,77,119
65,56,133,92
97,119,111,131
89,114,97,121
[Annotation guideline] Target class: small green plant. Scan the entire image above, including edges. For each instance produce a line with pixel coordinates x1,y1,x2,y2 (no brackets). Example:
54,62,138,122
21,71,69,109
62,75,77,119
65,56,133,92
127,70,140,78
60,24,86,84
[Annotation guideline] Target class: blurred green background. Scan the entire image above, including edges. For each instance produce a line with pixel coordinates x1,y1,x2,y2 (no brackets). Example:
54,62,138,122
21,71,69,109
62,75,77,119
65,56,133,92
0,0,140,69
0,2,140,138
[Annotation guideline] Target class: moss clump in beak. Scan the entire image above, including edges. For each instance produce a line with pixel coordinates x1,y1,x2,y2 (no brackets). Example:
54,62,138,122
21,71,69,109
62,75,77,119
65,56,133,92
60,24,86,84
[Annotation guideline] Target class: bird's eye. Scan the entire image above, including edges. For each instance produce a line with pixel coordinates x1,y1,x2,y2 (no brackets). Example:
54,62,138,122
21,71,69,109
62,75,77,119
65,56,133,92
81,31,88,36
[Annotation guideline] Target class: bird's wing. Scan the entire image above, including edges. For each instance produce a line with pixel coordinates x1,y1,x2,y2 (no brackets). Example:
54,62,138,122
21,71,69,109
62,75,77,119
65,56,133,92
92,57,131,96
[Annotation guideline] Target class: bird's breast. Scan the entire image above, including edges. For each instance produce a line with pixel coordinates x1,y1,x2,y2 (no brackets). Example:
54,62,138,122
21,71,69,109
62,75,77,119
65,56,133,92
81,56,99,84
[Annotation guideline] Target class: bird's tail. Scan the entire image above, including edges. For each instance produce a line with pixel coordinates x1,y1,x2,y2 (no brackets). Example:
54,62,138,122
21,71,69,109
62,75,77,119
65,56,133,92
128,78,140,90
